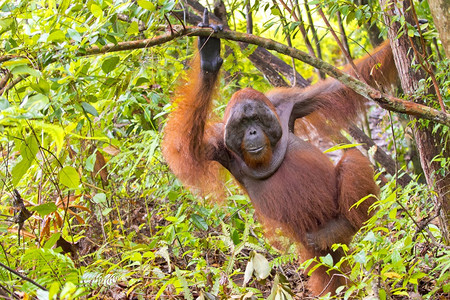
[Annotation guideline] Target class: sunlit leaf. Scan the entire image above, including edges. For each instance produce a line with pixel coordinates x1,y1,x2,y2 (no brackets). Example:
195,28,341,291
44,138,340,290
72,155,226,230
90,3,102,18
43,233,61,249
47,30,66,42
127,21,139,35
29,203,58,216
11,65,41,77
137,0,155,11
59,166,80,188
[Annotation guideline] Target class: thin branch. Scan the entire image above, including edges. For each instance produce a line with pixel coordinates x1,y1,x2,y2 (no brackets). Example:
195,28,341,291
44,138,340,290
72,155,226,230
316,6,362,81
0,75,27,96
81,26,450,127
1,25,448,126
0,261,47,291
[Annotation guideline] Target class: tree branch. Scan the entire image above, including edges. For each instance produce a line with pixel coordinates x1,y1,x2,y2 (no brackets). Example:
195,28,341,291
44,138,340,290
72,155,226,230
82,26,450,127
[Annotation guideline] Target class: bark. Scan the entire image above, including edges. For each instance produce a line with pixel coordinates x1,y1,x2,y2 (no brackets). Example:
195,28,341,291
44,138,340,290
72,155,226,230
379,0,450,242
336,12,351,58
427,0,450,58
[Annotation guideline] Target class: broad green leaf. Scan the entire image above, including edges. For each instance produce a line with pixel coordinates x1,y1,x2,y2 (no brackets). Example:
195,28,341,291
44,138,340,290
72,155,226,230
11,160,31,187
379,288,387,300
37,78,50,95
0,18,13,33
67,28,82,43
1,58,29,67
47,30,66,42
321,253,334,267
59,166,80,188
190,214,208,231
29,203,58,216
391,249,402,263
11,137,39,186
137,0,155,11
101,56,120,74
130,252,142,263
30,79,50,95
86,152,96,172
0,98,9,110
389,207,397,219
231,229,240,245
21,94,49,111
127,21,139,35
11,65,41,77
175,267,193,300
92,193,106,204
102,207,112,216
81,102,99,117
43,232,61,249
21,136,39,161
33,121,65,155
354,250,366,264
90,3,102,18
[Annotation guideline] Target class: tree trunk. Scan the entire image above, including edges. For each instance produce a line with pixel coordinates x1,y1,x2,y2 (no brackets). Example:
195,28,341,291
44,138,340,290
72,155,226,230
379,0,450,242
427,0,450,58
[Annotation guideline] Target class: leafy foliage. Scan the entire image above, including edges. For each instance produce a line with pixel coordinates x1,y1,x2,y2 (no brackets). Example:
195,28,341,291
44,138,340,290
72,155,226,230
0,0,448,299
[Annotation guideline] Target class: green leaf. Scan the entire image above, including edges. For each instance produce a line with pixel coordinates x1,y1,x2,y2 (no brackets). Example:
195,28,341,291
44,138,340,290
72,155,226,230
137,0,155,11
102,207,113,216
31,78,50,95
379,288,387,300
127,21,139,35
29,203,58,216
59,166,80,188
0,98,9,110
321,253,334,266
11,65,41,77
11,160,32,187
86,152,96,172
12,137,39,186
21,94,49,111
354,250,366,264
33,121,65,156
101,56,120,74
190,214,208,231
67,28,82,43
21,136,39,161
43,233,61,249
1,58,29,67
90,3,102,18
389,207,397,219
92,193,107,204
231,229,240,245
81,102,99,117
47,30,66,42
